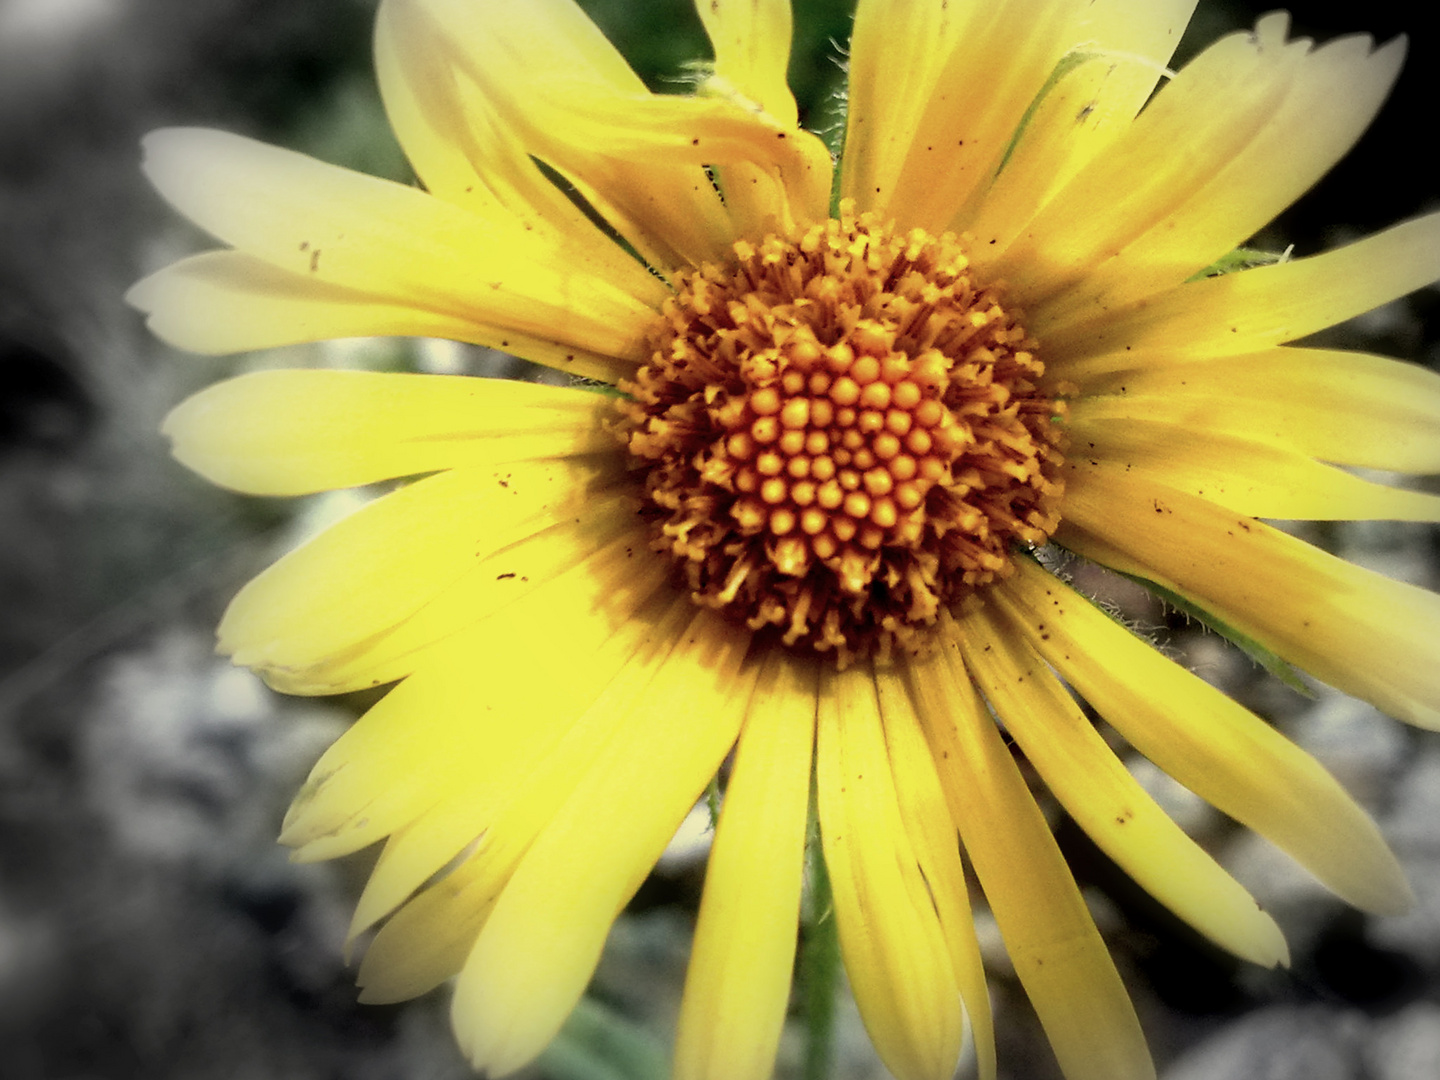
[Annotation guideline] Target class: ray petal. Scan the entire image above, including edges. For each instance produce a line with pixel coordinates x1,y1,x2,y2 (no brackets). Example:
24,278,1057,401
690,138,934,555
817,662,963,1080
674,652,818,1080
1060,347,1440,474
162,368,618,495
966,0,1197,253
872,0,1083,232
1058,469,1440,729
874,665,996,1080
1064,418,1440,521
405,0,736,270
994,558,1413,914
908,613,1155,1080
138,128,665,358
278,537,674,861
1039,212,1440,359
962,602,1289,966
214,461,625,674
450,609,755,1076
126,253,630,379
1006,19,1405,316
695,0,798,128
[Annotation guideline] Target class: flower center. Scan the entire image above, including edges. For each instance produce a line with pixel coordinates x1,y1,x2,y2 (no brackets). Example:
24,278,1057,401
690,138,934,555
619,202,1066,663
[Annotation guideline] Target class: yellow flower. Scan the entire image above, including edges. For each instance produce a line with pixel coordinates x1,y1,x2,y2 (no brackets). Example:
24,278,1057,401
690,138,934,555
130,1,1440,1079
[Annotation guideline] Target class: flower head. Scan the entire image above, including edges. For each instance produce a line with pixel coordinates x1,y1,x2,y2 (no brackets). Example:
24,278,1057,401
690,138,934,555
130,2,1440,1079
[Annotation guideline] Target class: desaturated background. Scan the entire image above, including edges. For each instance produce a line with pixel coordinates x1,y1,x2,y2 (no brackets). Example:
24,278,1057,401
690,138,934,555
1,1,1437,1078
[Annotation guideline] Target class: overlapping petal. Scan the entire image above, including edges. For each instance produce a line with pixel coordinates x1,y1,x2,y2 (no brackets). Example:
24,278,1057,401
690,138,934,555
1059,468,1440,730
961,602,1289,966
909,614,1155,1080
818,663,963,1080
995,557,1413,914
992,15,1405,318
137,128,665,367
450,608,754,1075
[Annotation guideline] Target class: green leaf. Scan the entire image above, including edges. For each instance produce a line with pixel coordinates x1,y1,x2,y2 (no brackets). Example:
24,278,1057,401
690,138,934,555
1189,245,1292,281
536,996,668,1080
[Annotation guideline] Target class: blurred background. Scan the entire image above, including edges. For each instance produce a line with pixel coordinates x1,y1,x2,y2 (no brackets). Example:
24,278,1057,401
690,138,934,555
0,0,1437,1077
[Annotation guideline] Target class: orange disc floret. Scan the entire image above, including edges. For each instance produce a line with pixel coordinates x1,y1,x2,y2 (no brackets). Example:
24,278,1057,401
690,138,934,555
618,201,1067,664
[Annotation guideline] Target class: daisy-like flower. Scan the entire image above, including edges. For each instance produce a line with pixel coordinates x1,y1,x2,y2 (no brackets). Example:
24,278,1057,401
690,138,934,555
130,1,1440,1078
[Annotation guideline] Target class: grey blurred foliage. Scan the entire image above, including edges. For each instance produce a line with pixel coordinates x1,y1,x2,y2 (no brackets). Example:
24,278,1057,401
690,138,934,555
0,1,1436,1078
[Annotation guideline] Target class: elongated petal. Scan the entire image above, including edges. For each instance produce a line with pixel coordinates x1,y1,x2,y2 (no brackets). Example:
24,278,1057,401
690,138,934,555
375,0,620,250
966,1,1197,253
1058,469,1440,729
215,461,624,673
409,0,735,270
874,666,996,1080
1041,212,1440,360
279,539,673,861
962,603,1289,966
1064,418,1440,521
818,663,963,1080
345,581,687,945
908,613,1154,1080
674,653,817,1080
139,128,664,359
1007,19,1404,318
872,0,1084,232
994,557,1413,914
451,609,755,1076
258,515,657,699
355,589,703,1003
1067,347,1440,474
841,0,970,215
163,369,618,495
128,252,628,379
696,0,797,127
539,87,832,235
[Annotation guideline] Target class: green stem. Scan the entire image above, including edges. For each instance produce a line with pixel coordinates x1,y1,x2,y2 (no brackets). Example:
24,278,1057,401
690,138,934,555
799,796,840,1080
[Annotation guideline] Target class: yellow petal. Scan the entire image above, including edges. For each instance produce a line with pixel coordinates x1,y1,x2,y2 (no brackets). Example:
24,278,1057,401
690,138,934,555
961,602,1289,967
995,557,1413,915
967,0,1198,252
450,609,754,1076
860,0,1084,232
258,514,657,699
139,128,664,359
163,369,618,495
908,612,1155,1080
874,665,996,1080
695,0,798,128
841,0,970,215
540,87,832,237
1064,417,1440,521
375,0,626,254
1064,347,1440,474
355,590,704,1004
279,537,674,863
406,0,735,270
674,652,817,1080
1040,211,1440,360
215,460,625,676
127,253,629,380
817,662,963,1080
1006,18,1404,318
1058,468,1440,729
346,580,692,946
